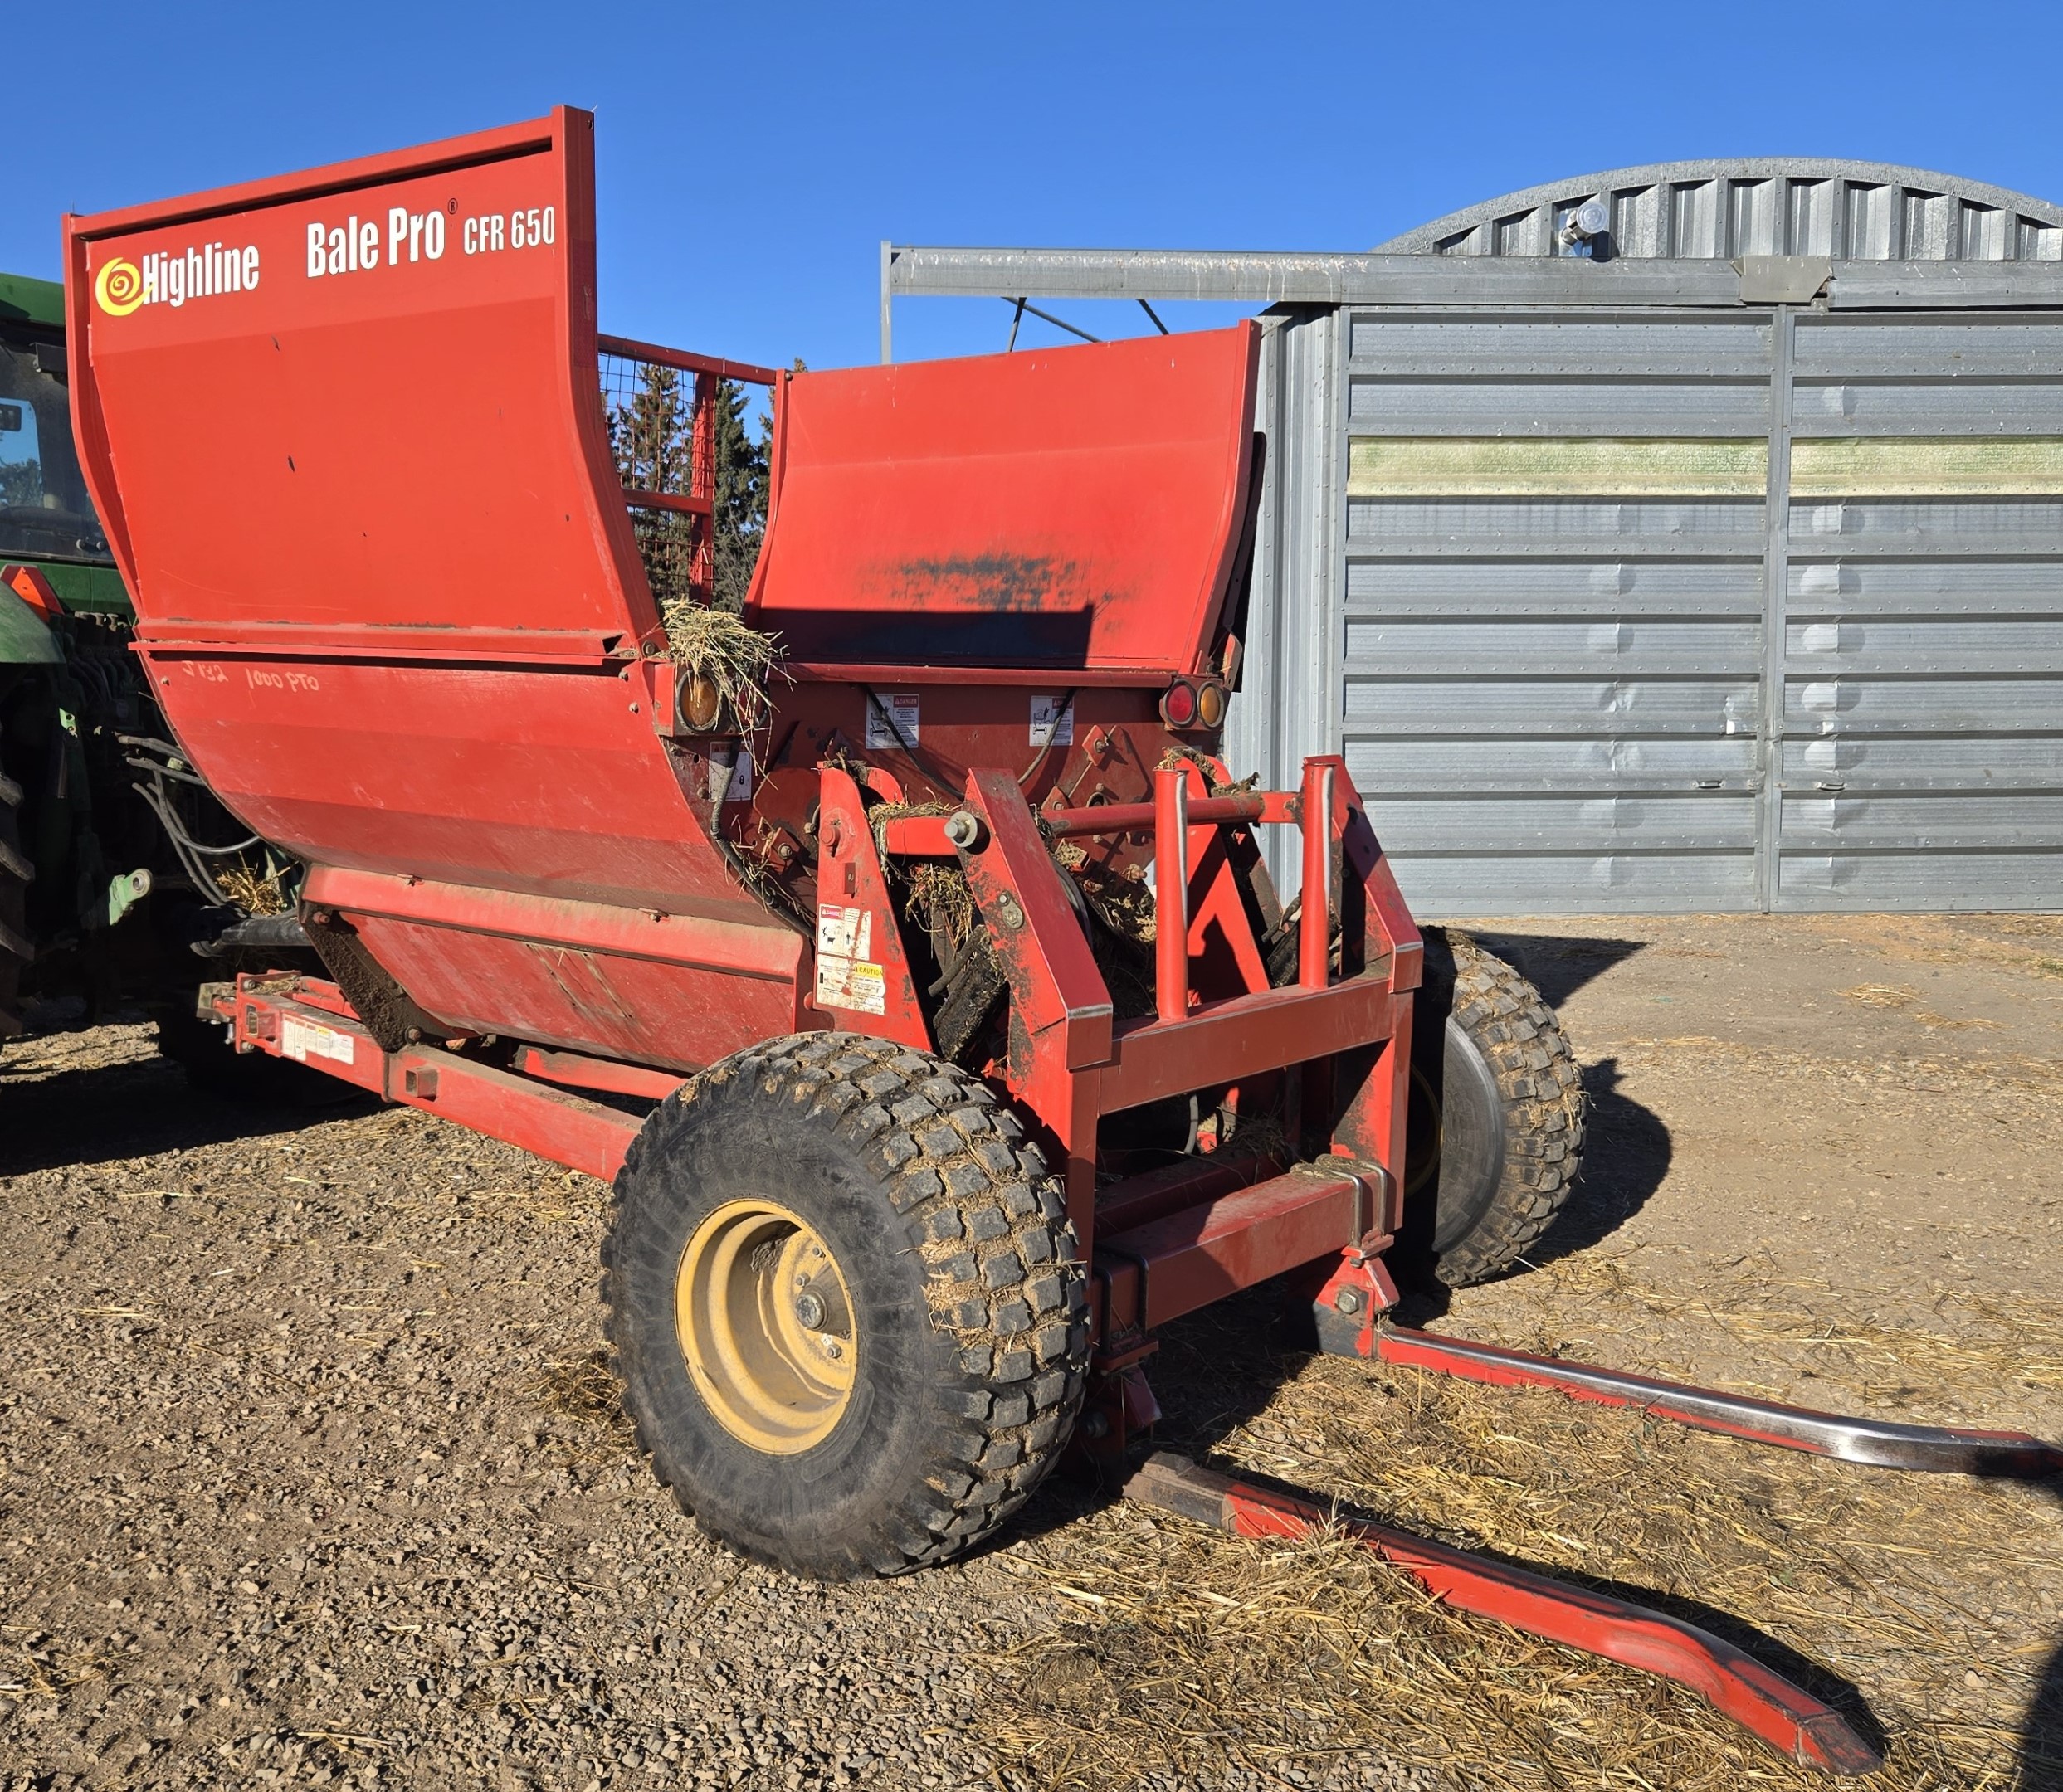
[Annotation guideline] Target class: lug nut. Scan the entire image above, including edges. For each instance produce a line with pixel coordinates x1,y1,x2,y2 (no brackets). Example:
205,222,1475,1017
822,1337,843,1360
793,1291,827,1330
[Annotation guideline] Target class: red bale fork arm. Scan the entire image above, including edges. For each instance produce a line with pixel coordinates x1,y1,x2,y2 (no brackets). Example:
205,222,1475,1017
65,110,2056,1778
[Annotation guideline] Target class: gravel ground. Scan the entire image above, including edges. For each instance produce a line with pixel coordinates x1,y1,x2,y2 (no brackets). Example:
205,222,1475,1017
1,910,2059,1790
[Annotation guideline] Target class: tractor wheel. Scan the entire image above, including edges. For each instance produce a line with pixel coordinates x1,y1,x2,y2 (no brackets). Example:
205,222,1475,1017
0,762,27,1043
1400,928,1585,1288
604,1031,1090,1579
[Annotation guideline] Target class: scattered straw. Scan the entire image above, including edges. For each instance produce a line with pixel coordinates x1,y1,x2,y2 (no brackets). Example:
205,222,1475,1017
661,601,785,732
530,1351,635,1466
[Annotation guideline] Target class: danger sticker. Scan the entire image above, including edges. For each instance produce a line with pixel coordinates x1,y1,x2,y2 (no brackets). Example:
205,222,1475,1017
865,691,920,750
816,904,873,960
281,1015,355,1066
1030,693,1074,747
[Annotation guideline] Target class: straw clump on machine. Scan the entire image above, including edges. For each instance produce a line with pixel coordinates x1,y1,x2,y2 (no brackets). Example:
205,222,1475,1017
213,859,290,916
660,598,785,732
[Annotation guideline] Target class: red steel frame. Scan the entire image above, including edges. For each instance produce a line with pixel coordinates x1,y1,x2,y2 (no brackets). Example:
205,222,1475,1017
599,334,779,606
207,747,1423,1379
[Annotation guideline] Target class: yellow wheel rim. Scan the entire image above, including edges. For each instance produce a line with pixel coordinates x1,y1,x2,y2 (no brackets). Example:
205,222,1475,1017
675,1200,856,1454
1403,1060,1443,1201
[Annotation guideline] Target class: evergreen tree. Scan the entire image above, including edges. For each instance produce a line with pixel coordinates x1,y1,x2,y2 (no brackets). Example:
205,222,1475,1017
710,378,769,612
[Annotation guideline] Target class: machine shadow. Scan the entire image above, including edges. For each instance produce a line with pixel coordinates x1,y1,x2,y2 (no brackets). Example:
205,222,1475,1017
0,1029,355,1176
2024,1484,2063,1790
1464,928,1646,1010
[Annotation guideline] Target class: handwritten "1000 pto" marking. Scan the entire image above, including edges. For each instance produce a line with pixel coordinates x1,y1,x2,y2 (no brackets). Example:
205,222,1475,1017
244,668,321,693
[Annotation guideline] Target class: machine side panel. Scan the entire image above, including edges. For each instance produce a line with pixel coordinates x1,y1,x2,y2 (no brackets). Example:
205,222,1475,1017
343,913,803,1074
60,109,798,1034
749,325,1260,676
136,650,753,916
66,108,649,645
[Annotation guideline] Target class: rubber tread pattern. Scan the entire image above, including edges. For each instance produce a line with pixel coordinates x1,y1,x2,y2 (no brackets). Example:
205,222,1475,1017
1427,928,1587,1287
0,756,28,1041
603,1031,1089,1577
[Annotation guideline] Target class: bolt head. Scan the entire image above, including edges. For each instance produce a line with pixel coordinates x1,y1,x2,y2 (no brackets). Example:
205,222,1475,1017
1332,1286,1363,1316
821,1337,843,1361
793,1291,827,1330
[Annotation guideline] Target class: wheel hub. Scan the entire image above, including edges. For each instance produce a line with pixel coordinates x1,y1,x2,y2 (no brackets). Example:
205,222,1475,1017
675,1200,856,1454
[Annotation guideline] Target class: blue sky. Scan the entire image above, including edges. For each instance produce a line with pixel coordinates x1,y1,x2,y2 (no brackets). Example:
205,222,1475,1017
12,0,2061,372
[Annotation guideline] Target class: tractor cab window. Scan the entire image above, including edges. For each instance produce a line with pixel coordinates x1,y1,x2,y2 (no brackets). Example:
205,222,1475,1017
0,333,113,567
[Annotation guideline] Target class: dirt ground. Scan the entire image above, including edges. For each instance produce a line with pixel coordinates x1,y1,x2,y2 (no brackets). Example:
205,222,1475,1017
1,911,2058,1792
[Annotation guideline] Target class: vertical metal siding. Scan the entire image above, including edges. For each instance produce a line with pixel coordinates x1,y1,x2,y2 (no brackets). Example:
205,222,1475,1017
1229,303,2063,915
1329,308,1773,913
1778,312,2063,908
1228,309,1344,894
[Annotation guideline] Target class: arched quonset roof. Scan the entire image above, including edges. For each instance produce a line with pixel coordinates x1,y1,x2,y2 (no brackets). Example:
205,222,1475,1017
1374,158,2063,261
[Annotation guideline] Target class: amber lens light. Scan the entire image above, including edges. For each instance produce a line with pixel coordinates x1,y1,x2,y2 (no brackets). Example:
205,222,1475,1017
682,674,723,732
1197,679,1227,728
1161,679,1199,728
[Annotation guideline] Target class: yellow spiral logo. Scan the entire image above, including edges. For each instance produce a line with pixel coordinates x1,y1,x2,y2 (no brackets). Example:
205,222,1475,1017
94,256,144,316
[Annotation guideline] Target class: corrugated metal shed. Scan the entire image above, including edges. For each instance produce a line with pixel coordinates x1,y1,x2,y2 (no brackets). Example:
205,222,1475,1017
884,158,2063,913
1375,158,2063,261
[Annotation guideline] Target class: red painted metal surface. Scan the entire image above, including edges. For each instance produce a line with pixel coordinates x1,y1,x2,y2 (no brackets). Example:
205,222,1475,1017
1377,1327,2063,1478
1153,766,1191,1021
213,976,642,1181
748,327,1259,679
1124,1454,1882,1777
515,1045,685,1102
1095,1167,1371,1333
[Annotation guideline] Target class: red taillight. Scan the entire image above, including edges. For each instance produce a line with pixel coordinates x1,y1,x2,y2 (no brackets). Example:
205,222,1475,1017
1162,675,1227,732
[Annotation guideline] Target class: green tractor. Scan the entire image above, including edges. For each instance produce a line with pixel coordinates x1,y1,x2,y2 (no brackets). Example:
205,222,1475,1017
1,270,319,1094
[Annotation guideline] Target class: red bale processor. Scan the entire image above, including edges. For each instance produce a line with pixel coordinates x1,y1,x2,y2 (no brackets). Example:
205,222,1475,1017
64,110,2057,1775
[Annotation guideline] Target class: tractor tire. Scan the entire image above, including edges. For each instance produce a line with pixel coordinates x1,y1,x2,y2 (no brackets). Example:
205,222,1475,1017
603,1031,1090,1580
0,762,27,1043
1401,928,1585,1288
